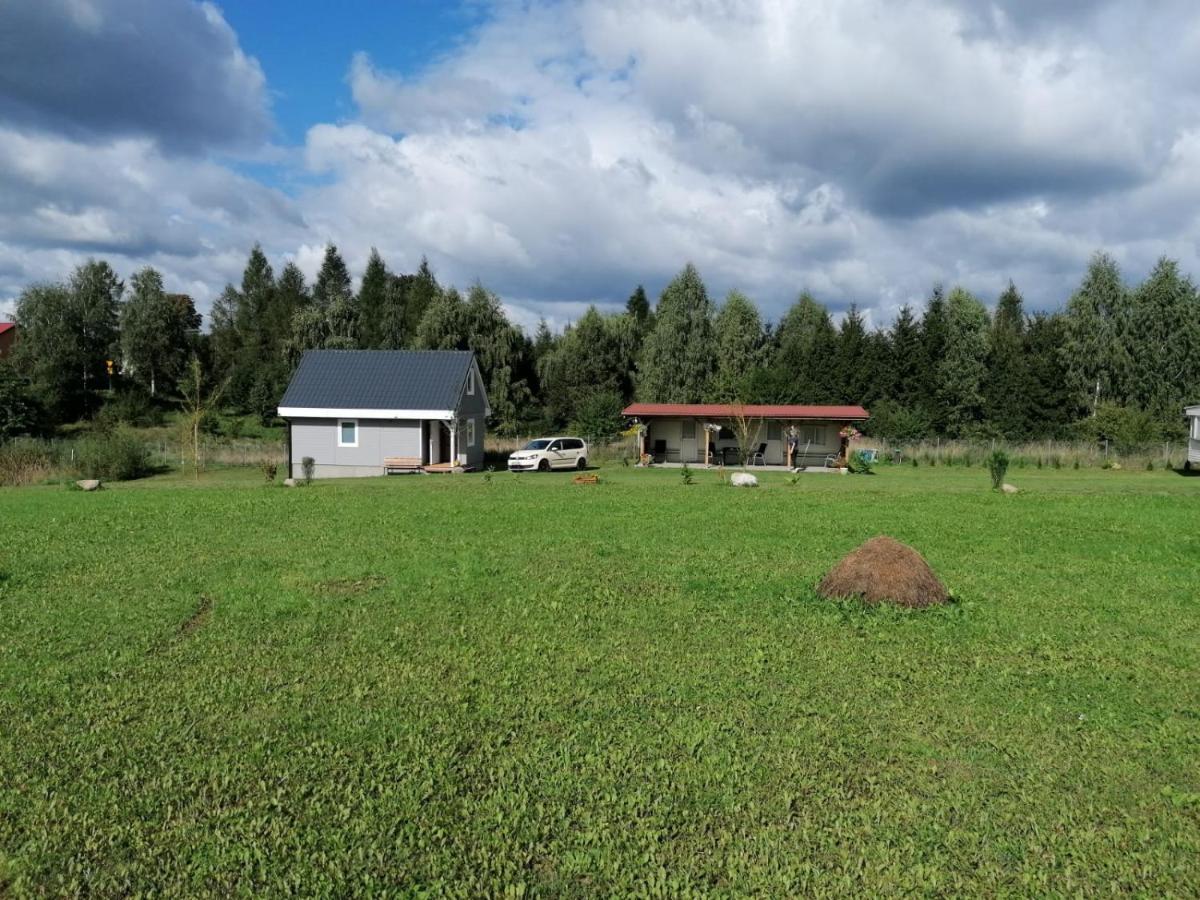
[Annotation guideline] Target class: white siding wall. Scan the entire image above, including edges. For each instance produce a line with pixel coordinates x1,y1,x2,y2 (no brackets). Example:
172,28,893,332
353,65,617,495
290,418,422,478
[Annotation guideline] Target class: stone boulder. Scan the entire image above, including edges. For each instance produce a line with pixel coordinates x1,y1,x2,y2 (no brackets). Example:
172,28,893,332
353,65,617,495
76,480,101,492
730,472,758,487
283,478,297,487
1001,483,1019,494
818,536,949,609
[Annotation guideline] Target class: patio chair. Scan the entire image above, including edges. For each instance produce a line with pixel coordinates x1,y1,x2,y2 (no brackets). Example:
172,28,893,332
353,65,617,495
750,442,768,466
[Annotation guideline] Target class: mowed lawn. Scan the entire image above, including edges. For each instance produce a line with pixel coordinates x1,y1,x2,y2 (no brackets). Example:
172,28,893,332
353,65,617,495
1,465,1198,896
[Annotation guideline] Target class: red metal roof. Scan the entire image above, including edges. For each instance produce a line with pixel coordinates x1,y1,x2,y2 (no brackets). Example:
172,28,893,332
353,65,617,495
623,402,869,420
0,323,14,334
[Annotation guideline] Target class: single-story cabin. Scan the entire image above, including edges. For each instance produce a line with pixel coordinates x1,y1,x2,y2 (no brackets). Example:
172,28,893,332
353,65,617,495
278,349,488,478
0,322,15,359
623,402,870,467
1187,405,1200,470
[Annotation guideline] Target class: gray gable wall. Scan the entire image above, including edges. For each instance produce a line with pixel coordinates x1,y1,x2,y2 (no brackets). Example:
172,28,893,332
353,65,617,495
279,350,476,412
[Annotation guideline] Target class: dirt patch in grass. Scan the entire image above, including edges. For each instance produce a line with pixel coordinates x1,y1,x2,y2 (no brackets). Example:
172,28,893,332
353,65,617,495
313,575,387,598
179,595,214,637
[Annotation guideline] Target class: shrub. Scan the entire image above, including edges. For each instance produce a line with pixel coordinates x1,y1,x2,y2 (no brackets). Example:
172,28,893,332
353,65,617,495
261,460,278,482
75,429,152,481
1073,459,1080,469
94,390,163,430
0,363,46,442
301,456,315,484
987,449,1009,490
570,390,626,444
848,450,875,474
910,456,918,467
0,438,55,486
680,464,695,485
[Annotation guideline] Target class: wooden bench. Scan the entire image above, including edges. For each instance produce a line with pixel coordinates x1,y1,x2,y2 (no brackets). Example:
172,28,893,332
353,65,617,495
383,456,423,473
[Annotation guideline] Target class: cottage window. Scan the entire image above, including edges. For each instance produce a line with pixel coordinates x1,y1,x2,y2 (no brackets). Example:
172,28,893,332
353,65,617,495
338,419,358,448
466,369,475,395
681,419,696,440
767,421,781,441
467,418,476,447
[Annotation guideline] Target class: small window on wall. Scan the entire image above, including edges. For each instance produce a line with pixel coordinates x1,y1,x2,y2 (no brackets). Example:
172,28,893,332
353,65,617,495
466,369,475,395
767,421,781,441
338,419,358,447
681,419,696,440
467,418,476,447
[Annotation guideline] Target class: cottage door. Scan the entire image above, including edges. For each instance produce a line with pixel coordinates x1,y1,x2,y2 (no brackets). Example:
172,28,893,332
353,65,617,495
680,419,698,463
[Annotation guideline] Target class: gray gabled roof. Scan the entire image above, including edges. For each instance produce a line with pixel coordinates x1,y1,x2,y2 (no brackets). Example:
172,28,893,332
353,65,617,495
279,350,476,413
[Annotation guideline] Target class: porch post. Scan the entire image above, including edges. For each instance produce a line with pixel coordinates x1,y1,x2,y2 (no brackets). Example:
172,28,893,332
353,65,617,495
449,419,457,466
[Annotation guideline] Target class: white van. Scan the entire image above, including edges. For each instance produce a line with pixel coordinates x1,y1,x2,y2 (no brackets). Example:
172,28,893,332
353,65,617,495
508,436,589,472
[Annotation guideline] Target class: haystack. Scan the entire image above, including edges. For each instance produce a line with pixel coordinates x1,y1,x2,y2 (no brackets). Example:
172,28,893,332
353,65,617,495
817,536,948,608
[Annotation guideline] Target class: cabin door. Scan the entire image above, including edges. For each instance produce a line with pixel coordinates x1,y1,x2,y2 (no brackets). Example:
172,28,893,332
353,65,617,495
680,419,698,463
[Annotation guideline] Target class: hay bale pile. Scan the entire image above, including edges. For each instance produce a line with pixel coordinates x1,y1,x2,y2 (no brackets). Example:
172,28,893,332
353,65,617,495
817,536,948,608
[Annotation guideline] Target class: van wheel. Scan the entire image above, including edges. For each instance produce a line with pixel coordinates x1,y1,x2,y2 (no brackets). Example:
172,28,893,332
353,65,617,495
538,458,550,472
576,457,587,470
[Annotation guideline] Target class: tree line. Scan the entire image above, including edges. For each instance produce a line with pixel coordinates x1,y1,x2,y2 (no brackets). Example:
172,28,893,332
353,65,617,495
4,244,1198,446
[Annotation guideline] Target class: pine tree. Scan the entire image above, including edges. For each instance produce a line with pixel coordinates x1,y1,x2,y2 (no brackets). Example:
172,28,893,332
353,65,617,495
636,263,715,402
984,281,1031,438
937,287,990,436
274,262,310,337
711,290,765,401
312,244,352,309
208,284,242,385
1062,252,1130,415
356,248,389,348
540,307,637,423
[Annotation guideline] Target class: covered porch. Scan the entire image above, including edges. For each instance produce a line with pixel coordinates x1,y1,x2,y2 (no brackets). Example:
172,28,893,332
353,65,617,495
622,403,870,468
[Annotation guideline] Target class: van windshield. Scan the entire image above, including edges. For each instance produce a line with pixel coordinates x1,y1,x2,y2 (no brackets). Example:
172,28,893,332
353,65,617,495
524,439,552,450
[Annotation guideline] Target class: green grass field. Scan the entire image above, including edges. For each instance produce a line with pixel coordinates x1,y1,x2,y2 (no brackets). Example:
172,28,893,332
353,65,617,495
1,465,1198,895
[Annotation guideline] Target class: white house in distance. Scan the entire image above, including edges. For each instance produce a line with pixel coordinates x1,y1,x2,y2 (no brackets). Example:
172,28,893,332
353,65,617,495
278,350,489,478
1187,405,1200,470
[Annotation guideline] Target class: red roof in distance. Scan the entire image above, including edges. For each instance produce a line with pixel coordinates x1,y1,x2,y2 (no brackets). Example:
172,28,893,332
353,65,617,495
623,402,869,420
0,322,14,334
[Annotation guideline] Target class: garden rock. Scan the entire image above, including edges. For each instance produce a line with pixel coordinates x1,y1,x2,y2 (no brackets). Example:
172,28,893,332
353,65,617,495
76,480,101,492
730,472,758,487
1001,483,1019,494
818,536,949,609
283,478,297,487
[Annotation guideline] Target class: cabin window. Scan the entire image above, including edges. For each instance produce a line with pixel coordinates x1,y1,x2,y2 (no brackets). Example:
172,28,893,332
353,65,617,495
717,427,735,441
799,425,824,445
338,419,359,448
466,369,475,395
681,420,696,440
767,421,781,441
467,418,476,447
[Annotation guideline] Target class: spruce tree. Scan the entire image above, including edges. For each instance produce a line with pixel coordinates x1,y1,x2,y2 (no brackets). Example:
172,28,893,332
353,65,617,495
312,244,352,309
402,257,439,343
983,281,1031,438
888,305,924,408
834,304,870,404
918,286,950,432
356,248,389,348
626,285,650,326
1025,312,1074,437
636,263,715,402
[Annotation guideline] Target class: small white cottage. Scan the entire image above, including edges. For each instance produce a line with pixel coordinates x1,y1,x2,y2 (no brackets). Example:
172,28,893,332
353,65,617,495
1187,405,1200,471
278,350,489,478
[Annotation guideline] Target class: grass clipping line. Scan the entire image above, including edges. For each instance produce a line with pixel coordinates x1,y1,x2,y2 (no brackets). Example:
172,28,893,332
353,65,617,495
818,536,949,608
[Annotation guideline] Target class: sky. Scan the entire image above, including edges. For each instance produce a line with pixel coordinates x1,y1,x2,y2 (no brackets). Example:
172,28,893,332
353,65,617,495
2,0,1200,333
